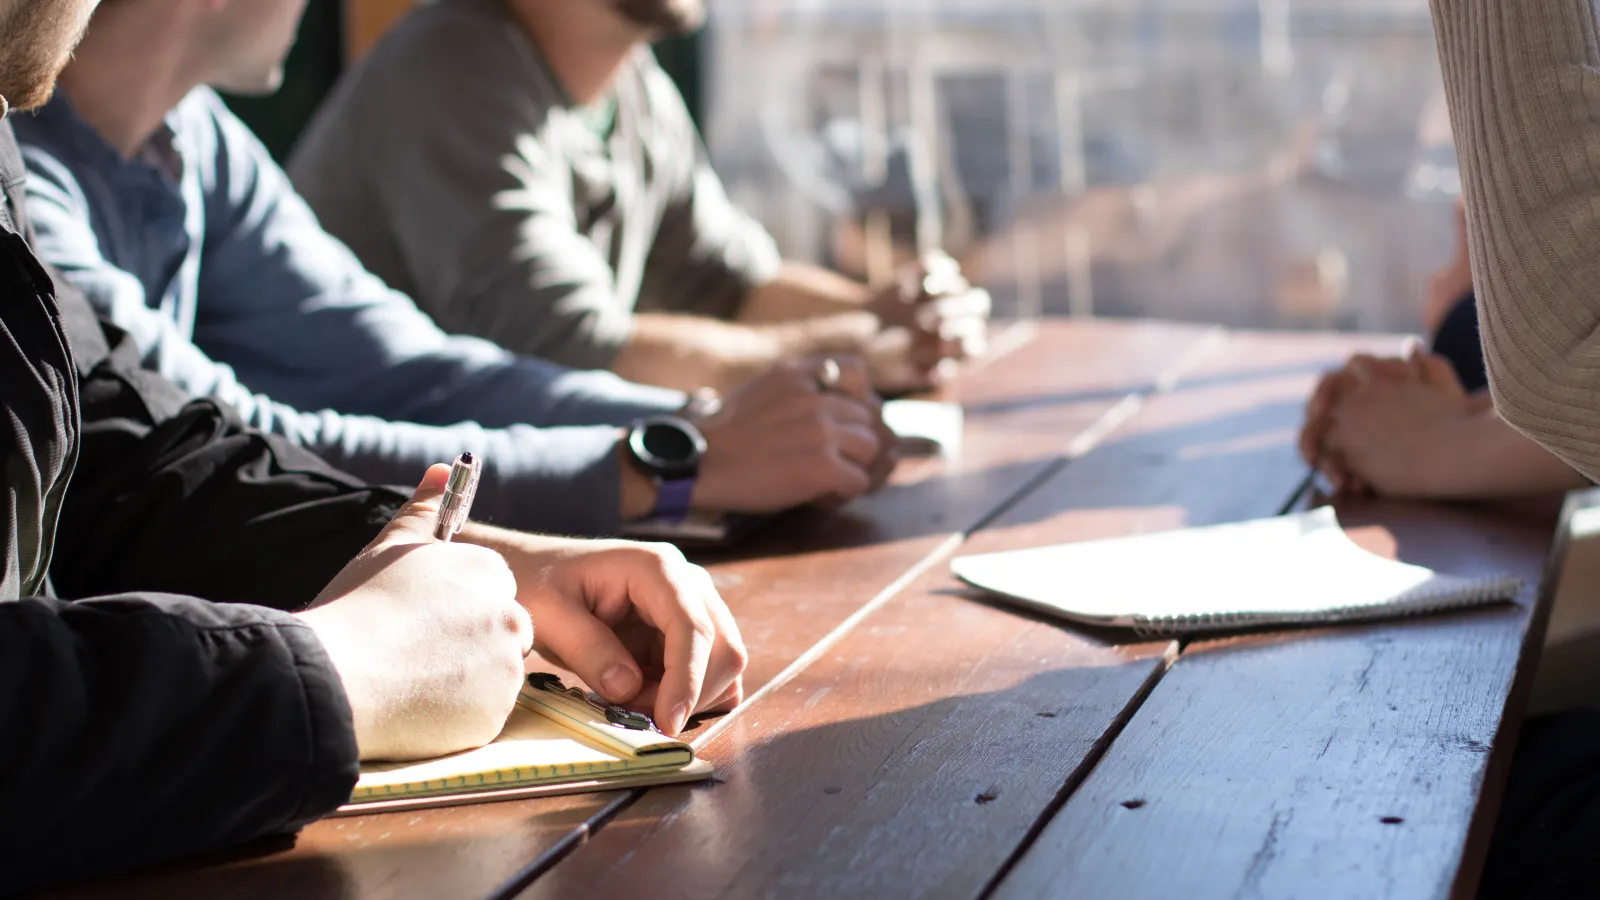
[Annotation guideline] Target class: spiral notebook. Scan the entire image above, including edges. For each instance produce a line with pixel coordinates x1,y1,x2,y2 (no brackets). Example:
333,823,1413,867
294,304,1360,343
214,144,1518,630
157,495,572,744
951,507,1522,636
337,674,712,815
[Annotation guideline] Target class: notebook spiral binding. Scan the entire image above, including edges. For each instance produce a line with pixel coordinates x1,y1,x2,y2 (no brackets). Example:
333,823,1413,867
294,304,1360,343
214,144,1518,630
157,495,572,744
1128,573,1525,639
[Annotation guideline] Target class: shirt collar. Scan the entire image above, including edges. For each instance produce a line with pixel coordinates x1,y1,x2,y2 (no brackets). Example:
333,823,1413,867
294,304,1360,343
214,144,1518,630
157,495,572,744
27,90,185,184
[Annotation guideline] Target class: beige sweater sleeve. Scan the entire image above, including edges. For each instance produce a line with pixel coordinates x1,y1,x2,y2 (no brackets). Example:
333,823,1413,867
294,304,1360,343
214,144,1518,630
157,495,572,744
1431,0,1600,482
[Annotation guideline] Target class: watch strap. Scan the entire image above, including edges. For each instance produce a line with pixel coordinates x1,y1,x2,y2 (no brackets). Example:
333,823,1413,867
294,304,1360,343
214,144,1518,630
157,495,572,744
649,476,697,522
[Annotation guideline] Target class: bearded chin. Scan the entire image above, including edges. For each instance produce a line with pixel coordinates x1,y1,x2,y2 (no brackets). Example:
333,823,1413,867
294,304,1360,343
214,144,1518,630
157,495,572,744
0,56,64,113
611,0,705,37
0,4,84,114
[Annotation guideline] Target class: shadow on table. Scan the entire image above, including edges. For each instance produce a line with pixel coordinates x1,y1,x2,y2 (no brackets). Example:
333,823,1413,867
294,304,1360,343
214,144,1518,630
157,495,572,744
51,667,1150,900
46,835,348,900
525,664,1184,899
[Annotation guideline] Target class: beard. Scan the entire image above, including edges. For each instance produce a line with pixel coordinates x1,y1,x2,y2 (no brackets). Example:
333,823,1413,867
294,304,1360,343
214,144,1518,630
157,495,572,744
0,1,94,113
610,0,704,38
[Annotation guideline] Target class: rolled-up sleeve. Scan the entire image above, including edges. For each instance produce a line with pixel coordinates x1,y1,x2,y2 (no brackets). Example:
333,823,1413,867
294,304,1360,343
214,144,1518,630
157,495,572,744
293,19,640,372
634,65,783,322
291,21,780,371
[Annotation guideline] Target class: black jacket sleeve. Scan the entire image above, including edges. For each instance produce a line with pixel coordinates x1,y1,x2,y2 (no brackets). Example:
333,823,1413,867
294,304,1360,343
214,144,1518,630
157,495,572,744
0,124,367,895
47,285,407,610
0,594,359,896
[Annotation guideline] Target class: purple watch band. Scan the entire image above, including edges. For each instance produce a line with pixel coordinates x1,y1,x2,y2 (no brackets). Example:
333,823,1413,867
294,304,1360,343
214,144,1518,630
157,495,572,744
649,476,697,522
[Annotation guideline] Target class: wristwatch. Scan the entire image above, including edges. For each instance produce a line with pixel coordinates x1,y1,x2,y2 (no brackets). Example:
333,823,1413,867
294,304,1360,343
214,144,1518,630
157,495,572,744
625,415,707,521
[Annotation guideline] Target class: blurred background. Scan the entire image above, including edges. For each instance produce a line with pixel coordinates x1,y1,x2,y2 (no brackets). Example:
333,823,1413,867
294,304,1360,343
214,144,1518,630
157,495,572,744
243,0,1458,335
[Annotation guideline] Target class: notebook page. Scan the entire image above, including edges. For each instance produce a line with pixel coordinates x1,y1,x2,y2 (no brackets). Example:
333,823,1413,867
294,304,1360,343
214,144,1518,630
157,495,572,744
883,400,963,457
952,507,1512,628
354,706,634,800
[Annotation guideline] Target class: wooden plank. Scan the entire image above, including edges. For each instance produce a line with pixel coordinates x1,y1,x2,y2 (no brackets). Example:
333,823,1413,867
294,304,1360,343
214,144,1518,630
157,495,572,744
515,330,1398,899
56,320,1213,900
52,798,616,900
992,498,1559,900
687,320,1219,694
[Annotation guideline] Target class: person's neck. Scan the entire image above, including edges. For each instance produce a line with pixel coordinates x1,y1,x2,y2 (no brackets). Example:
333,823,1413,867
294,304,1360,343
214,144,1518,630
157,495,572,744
56,15,198,159
508,0,645,105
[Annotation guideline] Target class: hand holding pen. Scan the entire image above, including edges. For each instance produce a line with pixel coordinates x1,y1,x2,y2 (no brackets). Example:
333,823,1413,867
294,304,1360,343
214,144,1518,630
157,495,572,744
412,451,750,737
295,459,532,760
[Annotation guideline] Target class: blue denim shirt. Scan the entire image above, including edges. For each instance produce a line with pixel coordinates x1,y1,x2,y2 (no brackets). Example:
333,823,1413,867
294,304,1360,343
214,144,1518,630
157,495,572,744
15,88,686,535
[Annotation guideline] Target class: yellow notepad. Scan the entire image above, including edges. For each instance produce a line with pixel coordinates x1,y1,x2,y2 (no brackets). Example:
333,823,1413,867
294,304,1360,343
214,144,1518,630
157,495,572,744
339,675,711,814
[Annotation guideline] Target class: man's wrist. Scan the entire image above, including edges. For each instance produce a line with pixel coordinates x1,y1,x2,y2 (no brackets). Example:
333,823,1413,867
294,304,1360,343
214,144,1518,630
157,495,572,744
1414,414,1480,498
618,430,661,521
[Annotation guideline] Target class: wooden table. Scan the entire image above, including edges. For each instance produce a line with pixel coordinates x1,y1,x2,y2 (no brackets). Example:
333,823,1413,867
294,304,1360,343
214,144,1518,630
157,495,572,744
62,320,1562,900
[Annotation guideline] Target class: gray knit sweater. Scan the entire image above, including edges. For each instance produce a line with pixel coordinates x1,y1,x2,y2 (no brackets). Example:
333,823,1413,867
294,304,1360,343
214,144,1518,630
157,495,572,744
1432,0,1600,482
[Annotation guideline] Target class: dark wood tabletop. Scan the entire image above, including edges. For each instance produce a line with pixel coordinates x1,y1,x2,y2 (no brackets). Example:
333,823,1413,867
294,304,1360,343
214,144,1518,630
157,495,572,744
59,320,1563,900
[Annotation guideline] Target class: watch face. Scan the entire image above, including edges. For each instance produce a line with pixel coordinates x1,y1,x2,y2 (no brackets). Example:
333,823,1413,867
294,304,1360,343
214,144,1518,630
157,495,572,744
643,421,696,461
630,416,705,479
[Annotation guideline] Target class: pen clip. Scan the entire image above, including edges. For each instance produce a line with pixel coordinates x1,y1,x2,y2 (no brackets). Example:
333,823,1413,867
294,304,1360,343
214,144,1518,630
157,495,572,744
525,672,659,732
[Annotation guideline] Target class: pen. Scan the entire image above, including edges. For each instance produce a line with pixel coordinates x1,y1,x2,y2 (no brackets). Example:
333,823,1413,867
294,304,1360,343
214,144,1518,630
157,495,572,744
433,452,482,542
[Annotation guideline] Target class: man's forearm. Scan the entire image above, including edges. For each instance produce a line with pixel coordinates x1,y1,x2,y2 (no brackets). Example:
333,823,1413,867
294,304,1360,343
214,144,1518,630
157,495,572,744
1431,0,1600,480
611,311,875,394
737,261,874,324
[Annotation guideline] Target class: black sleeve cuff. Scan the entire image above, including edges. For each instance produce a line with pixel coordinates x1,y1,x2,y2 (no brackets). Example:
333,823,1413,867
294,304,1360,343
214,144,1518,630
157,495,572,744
278,620,361,828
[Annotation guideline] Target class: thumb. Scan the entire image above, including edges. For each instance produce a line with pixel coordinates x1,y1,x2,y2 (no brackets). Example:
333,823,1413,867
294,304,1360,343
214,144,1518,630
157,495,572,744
379,463,453,544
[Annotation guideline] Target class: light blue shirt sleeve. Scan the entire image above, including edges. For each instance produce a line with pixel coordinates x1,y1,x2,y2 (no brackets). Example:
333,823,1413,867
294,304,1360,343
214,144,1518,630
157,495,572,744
18,99,686,535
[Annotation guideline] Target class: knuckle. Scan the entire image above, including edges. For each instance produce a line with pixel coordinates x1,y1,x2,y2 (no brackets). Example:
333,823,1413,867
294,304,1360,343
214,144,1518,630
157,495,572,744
501,606,529,639
645,540,687,566
817,421,842,456
690,562,717,591
725,633,751,674
689,612,717,645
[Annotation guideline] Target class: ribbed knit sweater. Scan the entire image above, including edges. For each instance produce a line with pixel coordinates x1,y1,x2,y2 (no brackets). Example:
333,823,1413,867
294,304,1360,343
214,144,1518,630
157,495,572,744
1433,0,1600,482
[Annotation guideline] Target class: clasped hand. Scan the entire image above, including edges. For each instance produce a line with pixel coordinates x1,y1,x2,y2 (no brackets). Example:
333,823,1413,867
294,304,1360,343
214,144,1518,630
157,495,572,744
867,252,991,393
1298,346,1472,497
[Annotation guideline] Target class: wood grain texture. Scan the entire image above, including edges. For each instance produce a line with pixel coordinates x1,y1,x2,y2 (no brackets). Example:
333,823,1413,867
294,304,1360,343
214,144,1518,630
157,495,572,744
688,319,1218,695
992,498,1559,900
54,320,1212,900
52,794,619,900
514,330,1389,899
